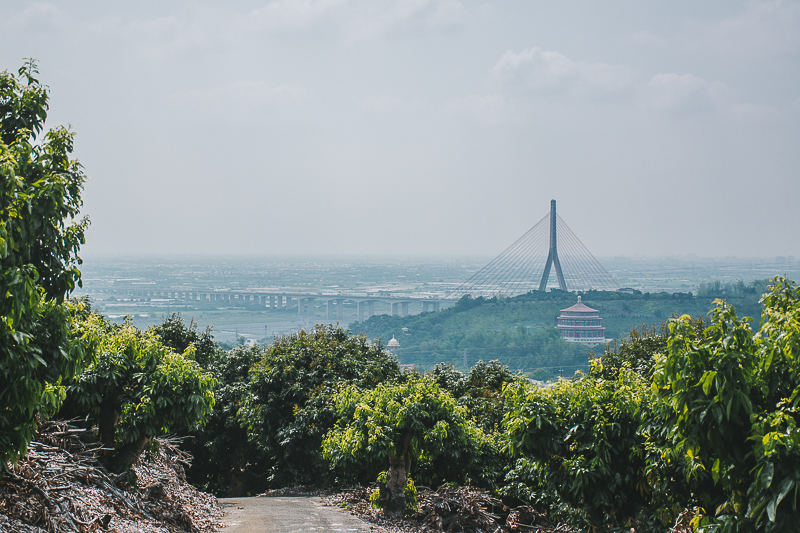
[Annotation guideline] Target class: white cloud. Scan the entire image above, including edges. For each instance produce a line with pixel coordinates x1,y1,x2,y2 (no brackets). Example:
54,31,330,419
644,73,725,113
494,47,634,96
708,0,800,57
345,0,470,41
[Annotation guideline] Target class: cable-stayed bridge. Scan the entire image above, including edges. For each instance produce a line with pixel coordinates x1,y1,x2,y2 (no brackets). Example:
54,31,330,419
102,200,616,318
446,200,618,299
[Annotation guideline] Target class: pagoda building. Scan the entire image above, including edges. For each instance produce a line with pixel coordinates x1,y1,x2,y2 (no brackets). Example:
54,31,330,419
556,296,607,345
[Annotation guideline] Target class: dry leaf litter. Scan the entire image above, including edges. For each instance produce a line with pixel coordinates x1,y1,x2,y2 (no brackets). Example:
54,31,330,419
322,485,571,533
0,419,222,533
322,486,698,533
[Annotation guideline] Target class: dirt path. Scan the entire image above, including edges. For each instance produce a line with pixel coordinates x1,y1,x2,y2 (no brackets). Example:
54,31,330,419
220,496,375,533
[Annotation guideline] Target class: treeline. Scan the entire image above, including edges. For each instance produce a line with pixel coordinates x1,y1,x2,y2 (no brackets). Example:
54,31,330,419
7,277,800,531
181,277,800,532
349,285,766,376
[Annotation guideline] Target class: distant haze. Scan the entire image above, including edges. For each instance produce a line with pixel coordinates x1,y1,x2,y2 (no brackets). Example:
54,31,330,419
2,1,799,258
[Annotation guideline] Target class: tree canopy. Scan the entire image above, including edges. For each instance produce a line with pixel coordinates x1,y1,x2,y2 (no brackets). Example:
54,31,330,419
652,278,800,531
0,60,89,466
239,324,401,487
68,310,216,471
323,376,489,517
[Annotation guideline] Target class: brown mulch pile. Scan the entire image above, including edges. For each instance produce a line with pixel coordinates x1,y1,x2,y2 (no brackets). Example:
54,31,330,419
323,485,571,533
324,486,699,533
259,485,328,497
0,419,222,533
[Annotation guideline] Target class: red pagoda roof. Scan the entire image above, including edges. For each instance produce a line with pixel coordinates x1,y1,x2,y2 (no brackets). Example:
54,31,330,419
560,296,598,313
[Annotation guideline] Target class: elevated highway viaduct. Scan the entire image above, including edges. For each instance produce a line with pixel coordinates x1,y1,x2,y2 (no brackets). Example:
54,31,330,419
97,288,443,321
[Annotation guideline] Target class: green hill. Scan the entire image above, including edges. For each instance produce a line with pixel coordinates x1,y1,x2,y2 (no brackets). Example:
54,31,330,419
349,282,767,379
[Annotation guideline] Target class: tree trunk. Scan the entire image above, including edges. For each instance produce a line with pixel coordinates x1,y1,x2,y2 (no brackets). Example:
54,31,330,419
98,402,119,449
379,431,412,518
112,436,150,472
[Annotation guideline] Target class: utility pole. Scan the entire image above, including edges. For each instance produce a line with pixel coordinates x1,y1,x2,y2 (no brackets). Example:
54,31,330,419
538,199,567,292
463,349,468,369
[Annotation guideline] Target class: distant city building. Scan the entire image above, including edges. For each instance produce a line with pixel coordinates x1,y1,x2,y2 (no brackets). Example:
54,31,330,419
387,335,400,352
556,296,607,345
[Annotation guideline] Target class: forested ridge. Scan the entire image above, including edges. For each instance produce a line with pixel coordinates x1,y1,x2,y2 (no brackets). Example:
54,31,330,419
350,283,766,377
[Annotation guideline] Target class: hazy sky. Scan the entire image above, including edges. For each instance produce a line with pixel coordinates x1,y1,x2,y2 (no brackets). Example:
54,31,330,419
2,1,799,258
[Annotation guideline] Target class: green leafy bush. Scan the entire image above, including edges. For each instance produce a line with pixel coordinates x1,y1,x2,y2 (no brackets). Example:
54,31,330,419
595,322,669,381
68,312,216,470
0,60,89,467
184,343,267,496
239,325,400,487
747,279,800,531
432,359,519,432
150,312,217,369
653,303,757,528
652,277,800,532
323,376,489,517
148,313,265,495
503,363,651,529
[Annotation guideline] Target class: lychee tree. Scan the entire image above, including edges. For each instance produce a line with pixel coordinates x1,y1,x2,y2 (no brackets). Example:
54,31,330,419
322,376,488,517
68,312,216,471
0,60,89,467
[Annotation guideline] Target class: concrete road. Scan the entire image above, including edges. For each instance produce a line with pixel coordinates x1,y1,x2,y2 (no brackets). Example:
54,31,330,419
220,496,375,533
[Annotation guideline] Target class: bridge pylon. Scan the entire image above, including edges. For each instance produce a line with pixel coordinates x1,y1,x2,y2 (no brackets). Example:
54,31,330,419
538,199,567,291
444,199,618,299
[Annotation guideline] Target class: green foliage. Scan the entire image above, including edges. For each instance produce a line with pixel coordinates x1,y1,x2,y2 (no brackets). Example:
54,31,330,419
184,343,267,496
322,376,489,487
528,368,550,381
68,312,215,470
351,287,764,375
148,312,268,496
503,363,652,529
430,362,470,397
368,472,420,513
594,322,669,381
0,60,89,467
323,376,490,515
747,279,800,532
652,277,800,532
653,305,758,528
239,324,400,487
369,481,382,509
404,476,420,511
697,279,770,298
594,318,705,381
150,312,217,369
432,360,519,433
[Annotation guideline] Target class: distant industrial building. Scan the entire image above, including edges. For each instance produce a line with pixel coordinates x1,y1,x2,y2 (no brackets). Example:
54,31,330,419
556,296,607,345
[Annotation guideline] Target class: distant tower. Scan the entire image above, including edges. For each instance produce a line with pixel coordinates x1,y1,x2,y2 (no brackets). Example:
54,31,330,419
556,296,607,345
539,199,567,291
387,335,400,353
